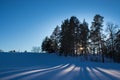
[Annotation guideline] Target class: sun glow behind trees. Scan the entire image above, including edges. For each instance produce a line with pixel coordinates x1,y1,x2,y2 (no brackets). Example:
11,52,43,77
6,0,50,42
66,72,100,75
41,14,120,62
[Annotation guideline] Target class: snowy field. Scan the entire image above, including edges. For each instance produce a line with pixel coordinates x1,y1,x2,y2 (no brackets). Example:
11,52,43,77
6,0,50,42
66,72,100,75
0,52,120,80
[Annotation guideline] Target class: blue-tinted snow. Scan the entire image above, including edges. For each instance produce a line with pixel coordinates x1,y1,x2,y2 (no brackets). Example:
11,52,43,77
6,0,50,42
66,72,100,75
0,52,120,80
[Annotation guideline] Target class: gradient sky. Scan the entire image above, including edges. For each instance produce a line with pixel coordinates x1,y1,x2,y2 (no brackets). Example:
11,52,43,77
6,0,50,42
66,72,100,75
0,0,120,52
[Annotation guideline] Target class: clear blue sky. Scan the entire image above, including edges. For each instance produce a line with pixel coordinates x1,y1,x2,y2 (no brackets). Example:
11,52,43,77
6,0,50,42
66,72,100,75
0,0,120,52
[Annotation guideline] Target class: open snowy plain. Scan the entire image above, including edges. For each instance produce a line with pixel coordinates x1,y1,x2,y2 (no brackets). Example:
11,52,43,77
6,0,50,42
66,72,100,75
0,53,120,80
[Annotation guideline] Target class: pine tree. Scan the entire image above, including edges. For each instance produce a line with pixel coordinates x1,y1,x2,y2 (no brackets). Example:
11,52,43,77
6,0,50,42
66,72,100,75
60,16,80,56
80,19,89,54
69,16,80,55
60,19,70,56
50,26,61,53
115,30,120,53
75,19,89,56
90,14,104,54
114,30,120,62
41,36,49,52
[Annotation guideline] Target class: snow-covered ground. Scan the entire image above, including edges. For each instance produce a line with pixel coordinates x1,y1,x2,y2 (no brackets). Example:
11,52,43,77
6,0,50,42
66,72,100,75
0,52,120,80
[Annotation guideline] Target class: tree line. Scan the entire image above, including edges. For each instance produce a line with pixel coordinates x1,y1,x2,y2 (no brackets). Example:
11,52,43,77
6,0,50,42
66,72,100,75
41,14,120,62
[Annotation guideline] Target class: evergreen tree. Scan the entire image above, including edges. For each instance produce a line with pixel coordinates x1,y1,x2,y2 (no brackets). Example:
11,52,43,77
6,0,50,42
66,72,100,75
69,16,80,55
90,14,104,54
60,19,70,56
115,30,120,53
60,16,80,56
50,26,61,53
114,30,120,62
41,36,49,52
80,19,89,54
75,19,89,55
41,36,54,53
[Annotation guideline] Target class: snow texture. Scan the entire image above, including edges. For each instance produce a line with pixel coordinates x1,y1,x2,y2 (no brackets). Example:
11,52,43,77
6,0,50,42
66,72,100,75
0,52,120,80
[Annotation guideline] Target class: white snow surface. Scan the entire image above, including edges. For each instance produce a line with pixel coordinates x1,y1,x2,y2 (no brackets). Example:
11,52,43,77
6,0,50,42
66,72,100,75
0,52,120,80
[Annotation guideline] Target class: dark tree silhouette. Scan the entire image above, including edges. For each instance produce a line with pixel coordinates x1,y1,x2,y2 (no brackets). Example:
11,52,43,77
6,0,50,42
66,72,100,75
90,14,104,54
42,37,52,53
60,19,70,56
60,16,80,56
50,26,61,53
106,23,119,59
41,15,120,62
79,19,89,54
114,30,120,62
42,35,59,53
69,16,80,55
41,36,49,52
